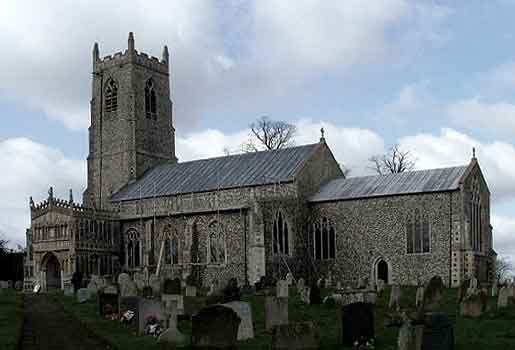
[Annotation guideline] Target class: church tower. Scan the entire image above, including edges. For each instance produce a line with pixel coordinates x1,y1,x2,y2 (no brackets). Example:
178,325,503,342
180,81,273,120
83,33,177,210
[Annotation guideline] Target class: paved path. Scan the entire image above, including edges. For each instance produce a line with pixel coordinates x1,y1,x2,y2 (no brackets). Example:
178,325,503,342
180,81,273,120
20,294,112,350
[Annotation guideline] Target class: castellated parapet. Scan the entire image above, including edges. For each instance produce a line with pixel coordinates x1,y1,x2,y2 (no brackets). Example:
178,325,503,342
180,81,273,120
92,32,169,75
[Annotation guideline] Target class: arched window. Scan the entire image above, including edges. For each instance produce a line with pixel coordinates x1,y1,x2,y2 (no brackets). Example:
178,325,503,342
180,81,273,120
105,79,118,113
208,221,225,264
163,227,180,266
145,78,157,119
406,209,430,254
126,229,141,268
470,178,482,252
273,211,290,255
313,217,336,260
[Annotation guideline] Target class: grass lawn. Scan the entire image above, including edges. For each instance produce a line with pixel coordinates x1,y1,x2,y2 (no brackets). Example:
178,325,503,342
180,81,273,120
0,289,24,350
56,287,515,349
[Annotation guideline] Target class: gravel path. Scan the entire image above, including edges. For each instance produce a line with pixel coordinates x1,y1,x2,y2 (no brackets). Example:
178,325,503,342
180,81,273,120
20,294,112,350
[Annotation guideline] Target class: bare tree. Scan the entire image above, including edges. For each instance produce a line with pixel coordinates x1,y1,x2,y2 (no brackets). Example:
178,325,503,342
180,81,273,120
245,116,296,151
0,233,8,255
496,256,515,282
368,144,416,175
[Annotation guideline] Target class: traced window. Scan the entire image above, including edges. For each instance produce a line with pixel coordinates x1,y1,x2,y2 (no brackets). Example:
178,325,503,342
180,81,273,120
313,217,336,260
273,211,290,255
126,229,141,268
470,178,482,252
208,221,225,264
105,79,118,113
145,78,157,119
163,227,179,266
406,209,430,254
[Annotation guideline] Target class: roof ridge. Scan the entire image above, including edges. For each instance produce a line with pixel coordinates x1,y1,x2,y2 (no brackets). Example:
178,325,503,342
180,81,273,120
346,164,469,181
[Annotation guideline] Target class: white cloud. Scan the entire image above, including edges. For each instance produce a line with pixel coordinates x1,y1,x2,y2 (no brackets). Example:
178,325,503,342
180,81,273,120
0,1,451,131
399,128,515,202
448,98,515,134
0,138,85,247
491,214,515,259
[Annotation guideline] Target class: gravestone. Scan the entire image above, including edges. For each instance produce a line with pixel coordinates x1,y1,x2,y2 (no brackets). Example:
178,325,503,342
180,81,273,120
185,285,197,297
457,278,471,304
119,296,141,327
397,314,423,350
497,286,510,309
492,281,498,297
64,285,75,296
272,322,319,350
77,288,90,303
120,279,137,297
388,284,402,310
162,294,184,315
277,280,289,298
421,312,454,350
376,279,385,293
296,278,305,290
416,286,425,308
138,299,167,335
325,275,333,288
158,300,187,346
133,272,146,291
87,279,100,295
468,277,478,295
341,302,375,347
336,281,342,290
460,291,487,318
14,281,22,291
142,286,153,299
300,287,311,304
104,284,118,295
191,305,241,349
265,297,289,331
223,301,254,340
149,275,161,297
286,272,293,286
0,281,8,289
163,278,182,295
309,282,322,305
222,277,240,303
98,291,119,318
423,276,444,311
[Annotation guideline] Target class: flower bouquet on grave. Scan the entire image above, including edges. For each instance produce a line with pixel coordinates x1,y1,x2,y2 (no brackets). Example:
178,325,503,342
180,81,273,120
144,315,164,338
120,310,135,324
352,336,375,350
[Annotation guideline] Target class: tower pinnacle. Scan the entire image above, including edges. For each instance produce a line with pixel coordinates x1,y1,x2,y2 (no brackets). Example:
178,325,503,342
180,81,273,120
128,32,135,53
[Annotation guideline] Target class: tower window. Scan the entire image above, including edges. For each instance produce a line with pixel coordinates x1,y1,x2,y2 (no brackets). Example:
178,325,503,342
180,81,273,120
145,78,157,119
105,79,118,113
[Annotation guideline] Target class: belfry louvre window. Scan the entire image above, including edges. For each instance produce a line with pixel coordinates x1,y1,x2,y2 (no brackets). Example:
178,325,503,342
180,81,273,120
145,79,157,119
313,217,336,260
406,209,430,254
273,211,290,255
105,79,118,113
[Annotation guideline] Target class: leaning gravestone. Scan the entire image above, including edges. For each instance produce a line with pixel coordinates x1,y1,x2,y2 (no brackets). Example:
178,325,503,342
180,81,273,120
77,288,90,303
119,296,141,327
460,291,487,318
388,284,402,310
191,305,241,349
138,299,167,335
277,280,289,298
423,276,444,311
158,301,187,346
421,312,454,350
222,301,254,340
265,297,289,331
341,302,375,347
272,322,319,350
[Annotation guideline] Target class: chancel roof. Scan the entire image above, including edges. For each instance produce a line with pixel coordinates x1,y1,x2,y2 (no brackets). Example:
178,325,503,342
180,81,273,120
111,143,319,201
310,165,468,203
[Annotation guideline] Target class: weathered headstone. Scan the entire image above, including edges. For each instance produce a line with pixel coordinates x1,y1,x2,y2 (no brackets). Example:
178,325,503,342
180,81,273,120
415,286,425,308
163,278,182,295
98,291,119,318
421,312,454,350
277,280,289,298
497,286,510,309
300,287,311,304
77,288,90,303
265,297,289,331
397,314,423,350
423,276,444,311
133,272,146,291
162,294,184,315
149,275,161,297
191,305,241,349
158,301,187,346
119,296,141,327
138,299,167,335
120,278,137,297
296,278,305,290
285,272,293,286
341,302,375,347
389,284,402,310
223,301,254,340
185,285,197,297
460,291,487,318
272,322,319,350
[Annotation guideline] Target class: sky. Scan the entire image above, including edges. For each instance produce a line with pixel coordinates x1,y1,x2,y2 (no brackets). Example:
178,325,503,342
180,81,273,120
1,1,515,261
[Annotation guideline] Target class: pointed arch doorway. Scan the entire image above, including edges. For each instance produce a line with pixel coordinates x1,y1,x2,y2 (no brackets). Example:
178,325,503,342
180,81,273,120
375,258,389,284
43,253,62,290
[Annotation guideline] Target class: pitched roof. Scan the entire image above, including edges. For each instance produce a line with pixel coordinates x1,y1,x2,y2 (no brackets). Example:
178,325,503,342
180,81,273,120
111,143,319,201
310,165,468,203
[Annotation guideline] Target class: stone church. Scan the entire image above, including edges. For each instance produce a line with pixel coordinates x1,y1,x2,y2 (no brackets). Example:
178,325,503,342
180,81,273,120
24,33,496,292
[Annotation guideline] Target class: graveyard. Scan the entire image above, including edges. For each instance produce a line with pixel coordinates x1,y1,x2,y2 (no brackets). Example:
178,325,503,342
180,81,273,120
0,289,24,350
21,280,512,350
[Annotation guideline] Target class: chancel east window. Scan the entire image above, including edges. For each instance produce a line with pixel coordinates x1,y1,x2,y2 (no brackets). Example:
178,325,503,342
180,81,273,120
406,209,430,254
208,221,225,264
145,78,157,119
126,229,141,268
273,211,290,255
470,178,482,252
313,217,336,260
105,79,118,113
